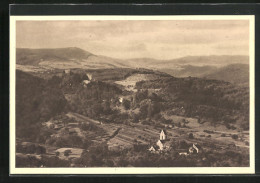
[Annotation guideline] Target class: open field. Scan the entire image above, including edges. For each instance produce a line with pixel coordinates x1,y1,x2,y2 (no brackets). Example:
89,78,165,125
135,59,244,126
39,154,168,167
115,73,162,91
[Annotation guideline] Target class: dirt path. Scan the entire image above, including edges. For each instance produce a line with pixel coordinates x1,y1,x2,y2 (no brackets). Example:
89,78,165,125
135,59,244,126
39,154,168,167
67,112,100,124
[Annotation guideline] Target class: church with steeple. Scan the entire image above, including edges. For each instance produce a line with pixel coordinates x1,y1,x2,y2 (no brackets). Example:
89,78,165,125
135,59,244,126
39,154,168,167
148,129,171,152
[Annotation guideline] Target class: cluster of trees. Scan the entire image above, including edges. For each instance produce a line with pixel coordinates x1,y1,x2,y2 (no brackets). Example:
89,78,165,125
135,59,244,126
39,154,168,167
67,79,167,125
136,77,249,129
68,81,123,120
16,71,68,140
16,135,249,167
69,139,249,167
16,143,46,154
46,134,92,149
16,155,70,167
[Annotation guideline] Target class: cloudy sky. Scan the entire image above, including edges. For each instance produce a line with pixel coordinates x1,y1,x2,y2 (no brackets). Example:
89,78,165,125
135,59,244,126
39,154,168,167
16,20,249,60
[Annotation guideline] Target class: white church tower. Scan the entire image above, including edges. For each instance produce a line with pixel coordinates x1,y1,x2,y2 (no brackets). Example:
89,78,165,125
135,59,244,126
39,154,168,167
160,129,167,140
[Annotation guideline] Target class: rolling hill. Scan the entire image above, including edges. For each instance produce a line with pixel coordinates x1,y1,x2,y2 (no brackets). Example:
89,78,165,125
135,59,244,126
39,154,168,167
203,64,249,86
126,55,249,77
126,55,248,68
159,65,218,78
16,47,129,69
16,47,249,85
17,47,93,65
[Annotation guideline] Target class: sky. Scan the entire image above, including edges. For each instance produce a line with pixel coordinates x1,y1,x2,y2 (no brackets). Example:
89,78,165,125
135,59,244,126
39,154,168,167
16,20,249,60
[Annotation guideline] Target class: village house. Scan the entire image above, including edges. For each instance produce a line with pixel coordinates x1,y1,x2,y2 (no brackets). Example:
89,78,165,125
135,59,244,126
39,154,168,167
64,69,71,74
119,97,123,103
83,80,91,87
86,73,93,81
148,145,160,153
178,143,202,156
82,73,93,87
178,150,189,156
189,143,201,154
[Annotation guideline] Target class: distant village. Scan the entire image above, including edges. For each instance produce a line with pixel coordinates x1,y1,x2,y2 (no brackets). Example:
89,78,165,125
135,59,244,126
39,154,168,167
148,129,201,156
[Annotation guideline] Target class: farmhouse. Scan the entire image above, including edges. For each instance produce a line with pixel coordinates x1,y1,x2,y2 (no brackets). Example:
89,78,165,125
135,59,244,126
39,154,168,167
189,143,201,154
176,143,202,156
148,145,160,153
83,80,91,86
119,97,123,103
65,69,71,74
178,150,189,156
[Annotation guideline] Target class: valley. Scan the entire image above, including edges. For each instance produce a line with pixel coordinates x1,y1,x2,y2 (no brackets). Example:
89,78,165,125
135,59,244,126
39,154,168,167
15,48,250,167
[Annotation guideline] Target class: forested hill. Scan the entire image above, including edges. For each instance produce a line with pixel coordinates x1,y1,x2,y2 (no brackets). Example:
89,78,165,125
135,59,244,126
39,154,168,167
16,47,128,69
16,70,68,139
16,67,250,142
16,47,93,65
136,76,249,130
203,64,249,86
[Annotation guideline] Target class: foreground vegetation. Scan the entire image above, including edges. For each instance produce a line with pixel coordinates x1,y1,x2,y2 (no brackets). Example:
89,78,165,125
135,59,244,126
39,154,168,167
15,68,250,167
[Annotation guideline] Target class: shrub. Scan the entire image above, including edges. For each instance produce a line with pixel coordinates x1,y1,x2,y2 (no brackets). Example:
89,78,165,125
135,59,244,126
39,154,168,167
179,140,189,149
188,133,194,139
106,159,114,167
35,145,46,154
122,99,131,110
64,149,72,157
41,155,70,167
16,155,41,167
231,134,238,140
141,120,150,125
16,144,24,153
117,158,129,167
133,144,147,152
25,144,36,154
82,139,92,149
203,130,214,134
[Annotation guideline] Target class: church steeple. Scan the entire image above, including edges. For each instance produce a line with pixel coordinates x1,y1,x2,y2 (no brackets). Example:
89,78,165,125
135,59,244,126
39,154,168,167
160,129,167,140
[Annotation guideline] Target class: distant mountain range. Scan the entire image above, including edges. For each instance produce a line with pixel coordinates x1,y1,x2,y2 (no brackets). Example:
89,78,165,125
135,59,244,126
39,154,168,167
16,47,249,85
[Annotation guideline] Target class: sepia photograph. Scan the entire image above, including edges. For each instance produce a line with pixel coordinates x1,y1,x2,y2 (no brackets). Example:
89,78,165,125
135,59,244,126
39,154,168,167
9,15,255,174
